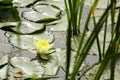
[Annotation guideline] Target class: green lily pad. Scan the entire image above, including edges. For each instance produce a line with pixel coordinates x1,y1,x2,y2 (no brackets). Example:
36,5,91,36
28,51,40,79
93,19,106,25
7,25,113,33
49,15,68,31
10,22,44,34
0,55,8,66
0,65,8,79
0,22,19,28
10,57,44,78
85,0,120,9
23,5,60,22
35,0,65,10
39,52,59,75
0,55,8,79
7,31,54,53
12,0,37,7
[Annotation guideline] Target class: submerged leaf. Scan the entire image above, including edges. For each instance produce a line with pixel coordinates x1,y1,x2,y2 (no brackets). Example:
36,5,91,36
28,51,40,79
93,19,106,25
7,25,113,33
0,8,20,22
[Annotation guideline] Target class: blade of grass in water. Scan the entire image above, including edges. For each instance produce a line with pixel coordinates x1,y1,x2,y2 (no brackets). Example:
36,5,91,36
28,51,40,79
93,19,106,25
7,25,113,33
71,1,114,80
64,0,83,79
77,0,84,33
92,12,102,61
78,52,120,79
64,0,72,80
71,0,99,79
110,1,116,79
66,19,72,80
94,7,120,80
103,12,108,57
111,0,116,38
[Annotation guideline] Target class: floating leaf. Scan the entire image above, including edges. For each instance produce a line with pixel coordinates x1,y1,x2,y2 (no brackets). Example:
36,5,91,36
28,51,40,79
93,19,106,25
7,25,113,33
40,52,59,75
35,0,65,10
11,22,44,34
0,65,8,79
0,22,19,28
0,55,8,66
12,0,37,7
7,31,54,53
50,15,68,31
10,57,44,78
0,55,8,79
23,5,60,22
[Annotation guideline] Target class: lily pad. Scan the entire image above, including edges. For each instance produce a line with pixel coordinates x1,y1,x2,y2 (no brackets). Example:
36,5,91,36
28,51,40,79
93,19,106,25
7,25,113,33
10,22,44,34
7,31,54,53
12,0,37,7
0,55,8,79
23,5,60,22
0,65,8,79
85,0,120,9
50,15,68,31
0,55,8,66
10,57,44,78
0,22,19,28
35,0,65,10
40,52,59,75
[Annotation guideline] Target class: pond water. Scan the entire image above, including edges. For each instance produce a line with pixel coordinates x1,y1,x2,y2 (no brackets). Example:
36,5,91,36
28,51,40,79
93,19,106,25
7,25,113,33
0,0,120,80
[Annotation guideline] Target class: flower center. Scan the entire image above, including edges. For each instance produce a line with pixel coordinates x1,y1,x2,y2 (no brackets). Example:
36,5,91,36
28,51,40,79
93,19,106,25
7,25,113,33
40,41,49,47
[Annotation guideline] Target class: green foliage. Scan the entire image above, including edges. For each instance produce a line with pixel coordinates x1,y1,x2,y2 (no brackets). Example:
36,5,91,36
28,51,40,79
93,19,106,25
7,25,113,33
0,0,120,80
64,0,120,80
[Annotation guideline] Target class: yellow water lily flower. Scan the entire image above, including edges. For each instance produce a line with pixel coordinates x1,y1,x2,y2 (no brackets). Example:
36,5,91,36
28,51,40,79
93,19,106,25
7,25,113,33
33,39,54,55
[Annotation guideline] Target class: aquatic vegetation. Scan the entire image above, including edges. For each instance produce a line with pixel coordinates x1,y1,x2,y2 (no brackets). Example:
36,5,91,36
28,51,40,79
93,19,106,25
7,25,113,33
0,0,120,80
